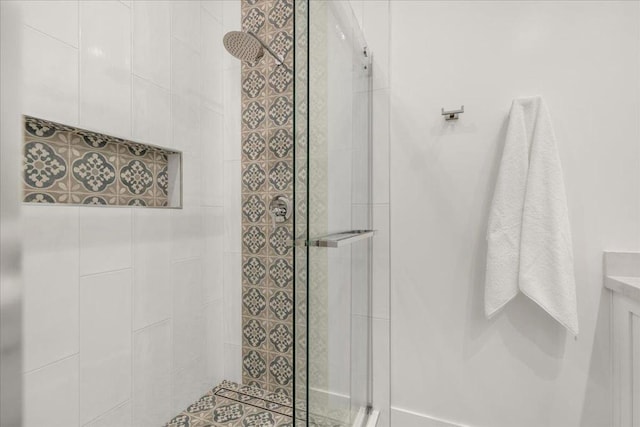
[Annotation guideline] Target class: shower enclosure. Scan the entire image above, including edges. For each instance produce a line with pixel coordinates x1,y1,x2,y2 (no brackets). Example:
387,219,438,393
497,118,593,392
294,1,375,425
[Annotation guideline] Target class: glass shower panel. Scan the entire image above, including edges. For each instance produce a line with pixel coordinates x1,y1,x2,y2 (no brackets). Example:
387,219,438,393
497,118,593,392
296,1,373,425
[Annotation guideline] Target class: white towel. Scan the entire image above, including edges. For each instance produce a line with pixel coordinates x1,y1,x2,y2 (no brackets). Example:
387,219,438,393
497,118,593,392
485,96,578,335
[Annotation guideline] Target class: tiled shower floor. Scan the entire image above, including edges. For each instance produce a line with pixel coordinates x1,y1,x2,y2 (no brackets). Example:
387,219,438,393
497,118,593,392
165,380,349,427
165,381,294,427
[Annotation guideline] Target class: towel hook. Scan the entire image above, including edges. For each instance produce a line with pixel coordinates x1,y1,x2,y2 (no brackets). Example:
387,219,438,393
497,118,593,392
441,105,464,121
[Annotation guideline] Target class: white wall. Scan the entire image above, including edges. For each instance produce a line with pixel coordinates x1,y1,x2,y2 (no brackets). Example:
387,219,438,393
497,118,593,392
19,1,241,426
389,2,640,427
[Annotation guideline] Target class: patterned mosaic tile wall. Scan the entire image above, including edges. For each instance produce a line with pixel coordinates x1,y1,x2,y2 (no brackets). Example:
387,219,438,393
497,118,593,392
22,116,176,207
240,0,296,397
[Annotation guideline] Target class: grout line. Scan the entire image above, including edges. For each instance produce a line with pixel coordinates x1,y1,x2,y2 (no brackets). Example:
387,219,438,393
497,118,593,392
201,3,223,25
79,266,133,279
132,71,171,92
132,314,171,332
171,33,200,57
23,23,79,50
83,398,131,426
23,352,79,375
170,254,203,264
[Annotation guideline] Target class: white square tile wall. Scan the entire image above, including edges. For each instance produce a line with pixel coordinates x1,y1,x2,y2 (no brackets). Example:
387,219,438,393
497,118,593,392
22,26,79,126
20,1,241,425
24,355,80,427
22,205,79,373
79,1,132,138
79,269,132,424
133,320,172,427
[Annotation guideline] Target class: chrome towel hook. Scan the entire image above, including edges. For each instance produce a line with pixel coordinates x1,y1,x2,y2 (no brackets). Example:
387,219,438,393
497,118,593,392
441,105,464,121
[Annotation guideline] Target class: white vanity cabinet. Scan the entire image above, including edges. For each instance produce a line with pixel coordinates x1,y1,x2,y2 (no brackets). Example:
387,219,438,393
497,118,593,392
605,252,640,427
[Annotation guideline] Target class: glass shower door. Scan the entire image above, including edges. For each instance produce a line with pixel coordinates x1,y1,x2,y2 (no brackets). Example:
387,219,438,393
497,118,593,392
294,1,373,425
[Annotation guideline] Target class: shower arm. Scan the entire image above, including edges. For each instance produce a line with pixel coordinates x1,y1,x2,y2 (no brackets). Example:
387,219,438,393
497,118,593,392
248,32,284,66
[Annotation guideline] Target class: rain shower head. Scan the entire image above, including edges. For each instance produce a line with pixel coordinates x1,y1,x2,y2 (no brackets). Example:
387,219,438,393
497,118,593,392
223,31,283,65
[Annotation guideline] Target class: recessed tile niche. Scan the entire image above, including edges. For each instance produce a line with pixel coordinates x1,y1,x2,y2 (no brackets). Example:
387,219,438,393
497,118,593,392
22,116,182,208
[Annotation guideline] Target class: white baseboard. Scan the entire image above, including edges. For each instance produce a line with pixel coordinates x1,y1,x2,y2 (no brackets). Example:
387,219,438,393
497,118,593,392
391,407,468,427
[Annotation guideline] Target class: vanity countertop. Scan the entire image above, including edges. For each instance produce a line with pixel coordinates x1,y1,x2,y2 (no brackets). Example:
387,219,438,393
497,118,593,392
604,251,640,303
604,275,640,303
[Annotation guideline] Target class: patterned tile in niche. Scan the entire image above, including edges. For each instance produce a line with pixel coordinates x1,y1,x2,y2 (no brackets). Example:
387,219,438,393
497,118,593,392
268,65,294,95
268,129,293,159
82,195,108,205
23,140,68,190
120,196,152,207
243,7,266,35
119,158,154,196
268,97,293,127
242,162,267,192
268,161,293,192
243,318,268,349
243,225,267,255
243,287,267,317
243,350,268,380
25,116,70,138
24,192,57,203
268,289,293,321
24,116,175,208
243,69,267,98
71,150,117,193
269,322,294,354
269,258,294,288
243,256,267,286
124,142,151,157
243,194,268,223
243,132,267,161
268,0,293,29
76,129,118,150
157,164,169,196
243,101,267,130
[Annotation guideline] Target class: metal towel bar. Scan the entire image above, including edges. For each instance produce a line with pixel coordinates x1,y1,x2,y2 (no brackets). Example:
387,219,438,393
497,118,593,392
296,230,376,248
